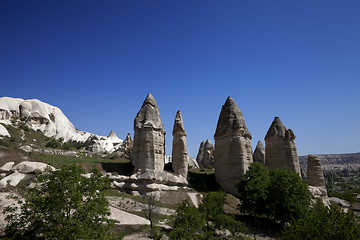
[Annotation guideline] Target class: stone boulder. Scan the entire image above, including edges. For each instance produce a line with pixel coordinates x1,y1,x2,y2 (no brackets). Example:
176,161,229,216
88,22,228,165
172,110,188,177
214,97,253,195
12,161,55,173
253,140,265,165
264,117,301,175
133,93,165,172
0,172,26,188
0,192,21,232
0,162,15,173
196,139,214,168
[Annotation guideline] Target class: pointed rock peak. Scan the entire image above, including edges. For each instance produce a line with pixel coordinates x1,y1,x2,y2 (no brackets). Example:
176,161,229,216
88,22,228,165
173,110,186,136
108,130,118,138
256,140,265,150
125,133,133,141
265,116,287,139
134,94,164,131
214,96,251,139
204,139,213,149
142,93,157,108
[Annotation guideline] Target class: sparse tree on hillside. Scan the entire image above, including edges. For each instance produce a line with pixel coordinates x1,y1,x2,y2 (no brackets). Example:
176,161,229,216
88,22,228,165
3,165,115,240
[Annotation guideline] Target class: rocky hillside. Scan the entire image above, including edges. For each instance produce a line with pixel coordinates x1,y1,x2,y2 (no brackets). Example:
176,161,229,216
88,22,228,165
0,97,127,154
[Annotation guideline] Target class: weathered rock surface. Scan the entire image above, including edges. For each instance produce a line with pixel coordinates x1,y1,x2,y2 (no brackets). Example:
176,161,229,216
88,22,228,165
172,111,188,177
196,139,214,168
0,162,15,172
253,140,265,165
109,169,187,194
0,97,124,153
108,130,122,144
0,172,26,188
123,133,134,150
133,94,165,172
12,161,55,173
307,155,327,191
214,97,253,195
0,124,10,137
264,117,301,175
109,206,150,225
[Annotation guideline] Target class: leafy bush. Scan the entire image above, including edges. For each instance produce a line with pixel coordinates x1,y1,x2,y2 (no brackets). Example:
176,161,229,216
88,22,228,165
281,200,360,240
3,165,115,240
236,162,311,226
45,138,61,148
170,201,206,240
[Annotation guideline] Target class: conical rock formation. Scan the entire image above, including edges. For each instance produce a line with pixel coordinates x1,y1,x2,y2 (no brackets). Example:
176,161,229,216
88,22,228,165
214,97,253,195
172,110,188,177
264,117,301,175
196,139,214,168
133,93,165,172
253,141,265,165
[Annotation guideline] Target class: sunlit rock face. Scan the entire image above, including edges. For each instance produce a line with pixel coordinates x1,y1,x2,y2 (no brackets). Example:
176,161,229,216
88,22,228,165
133,93,165,172
214,97,253,195
196,139,214,168
172,110,188,177
253,140,265,165
264,117,301,175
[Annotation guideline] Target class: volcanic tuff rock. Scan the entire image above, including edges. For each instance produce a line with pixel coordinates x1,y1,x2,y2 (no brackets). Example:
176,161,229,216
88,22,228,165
133,93,165,172
253,141,265,165
214,97,253,195
264,117,301,175
307,155,326,189
0,97,124,153
172,111,188,177
123,133,134,150
196,139,214,168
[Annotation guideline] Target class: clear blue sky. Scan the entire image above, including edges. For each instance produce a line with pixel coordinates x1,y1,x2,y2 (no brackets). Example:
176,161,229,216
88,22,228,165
1,1,359,157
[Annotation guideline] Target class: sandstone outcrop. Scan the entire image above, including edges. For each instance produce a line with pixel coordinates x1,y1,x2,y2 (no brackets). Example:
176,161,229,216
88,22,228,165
12,161,55,173
172,111,188,177
196,139,214,168
214,97,253,195
253,140,265,165
264,117,301,175
133,94,165,172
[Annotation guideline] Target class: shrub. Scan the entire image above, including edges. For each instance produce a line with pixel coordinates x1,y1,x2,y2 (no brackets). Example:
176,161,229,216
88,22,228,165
3,165,115,240
281,200,360,240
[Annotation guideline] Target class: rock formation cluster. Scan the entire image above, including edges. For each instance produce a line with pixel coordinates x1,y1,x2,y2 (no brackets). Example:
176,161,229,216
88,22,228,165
253,140,265,165
196,139,214,168
264,117,301,175
132,93,166,172
172,111,188,177
214,97,253,195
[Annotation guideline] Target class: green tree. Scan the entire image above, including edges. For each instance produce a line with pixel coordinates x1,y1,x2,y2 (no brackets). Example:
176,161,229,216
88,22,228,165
281,200,360,240
3,165,115,240
236,163,311,227
236,162,270,217
267,168,311,225
170,201,206,240
199,190,227,229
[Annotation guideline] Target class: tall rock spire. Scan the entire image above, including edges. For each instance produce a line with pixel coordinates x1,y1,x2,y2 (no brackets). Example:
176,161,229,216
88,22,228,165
253,140,265,165
172,110,188,177
264,117,300,175
214,96,253,195
133,93,165,172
